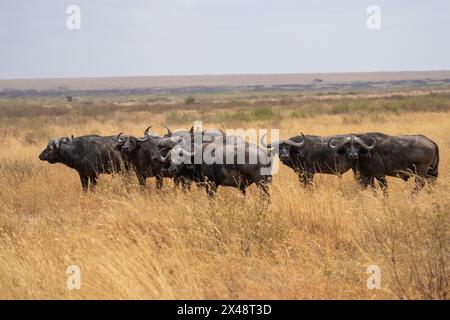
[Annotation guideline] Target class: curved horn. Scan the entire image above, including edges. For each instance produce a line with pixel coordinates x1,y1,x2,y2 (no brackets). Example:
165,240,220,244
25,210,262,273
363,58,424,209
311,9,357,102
164,125,172,137
260,133,279,149
116,132,126,143
137,135,149,142
328,136,352,150
284,133,306,148
144,126,152,134
137,126,152,142
189,126,194,134
353,136,376,151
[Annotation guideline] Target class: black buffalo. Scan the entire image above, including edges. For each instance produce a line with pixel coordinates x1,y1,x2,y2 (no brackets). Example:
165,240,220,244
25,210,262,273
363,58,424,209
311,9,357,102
115,126,168,190
327,132,439,191
261,133,353,186
39,135,129,192
157,135,272,198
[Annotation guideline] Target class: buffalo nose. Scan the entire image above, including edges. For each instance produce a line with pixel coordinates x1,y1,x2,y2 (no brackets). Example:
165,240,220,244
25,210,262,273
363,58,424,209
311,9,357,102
349,154,358,160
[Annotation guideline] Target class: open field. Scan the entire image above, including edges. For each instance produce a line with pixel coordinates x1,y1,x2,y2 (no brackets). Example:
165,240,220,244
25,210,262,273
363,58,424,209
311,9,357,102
0,89,449,299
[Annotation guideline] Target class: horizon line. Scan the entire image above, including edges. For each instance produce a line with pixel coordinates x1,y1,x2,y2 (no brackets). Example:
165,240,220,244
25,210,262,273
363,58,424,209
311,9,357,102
2,69,450,82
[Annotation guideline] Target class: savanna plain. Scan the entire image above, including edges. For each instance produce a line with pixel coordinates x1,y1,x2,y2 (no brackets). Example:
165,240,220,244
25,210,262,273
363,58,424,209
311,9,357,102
0,89,448,299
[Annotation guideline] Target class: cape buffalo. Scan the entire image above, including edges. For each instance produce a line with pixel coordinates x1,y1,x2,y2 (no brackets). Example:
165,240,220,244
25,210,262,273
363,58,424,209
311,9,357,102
261,133,353,186
39,135,129,192
327,132,439,191
157,135,272,198
115,126,168,190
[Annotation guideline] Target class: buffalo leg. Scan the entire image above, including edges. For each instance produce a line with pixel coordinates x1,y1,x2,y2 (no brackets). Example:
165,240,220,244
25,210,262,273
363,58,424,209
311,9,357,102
368,177,381,196
79,174,89,193
298,174,306,186
89,176,98,192
370,176,376,188
174,177,191,192
173,176,180,191
136,174,147,191
137,174,146,186
376,177,388,194
156,176,163,190
239,183,247,196
357,174,371,188
299,172,314,187
414,166,430,191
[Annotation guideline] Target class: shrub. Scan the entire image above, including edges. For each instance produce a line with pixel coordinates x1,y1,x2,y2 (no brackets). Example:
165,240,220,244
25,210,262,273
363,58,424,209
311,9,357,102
184,96,196,105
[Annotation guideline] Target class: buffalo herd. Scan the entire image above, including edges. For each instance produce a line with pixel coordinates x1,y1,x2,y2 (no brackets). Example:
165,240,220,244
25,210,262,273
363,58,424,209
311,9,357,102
39,125,439,197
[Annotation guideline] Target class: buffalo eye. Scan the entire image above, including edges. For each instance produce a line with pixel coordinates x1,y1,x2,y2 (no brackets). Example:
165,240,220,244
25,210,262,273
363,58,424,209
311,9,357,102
359,148,369,155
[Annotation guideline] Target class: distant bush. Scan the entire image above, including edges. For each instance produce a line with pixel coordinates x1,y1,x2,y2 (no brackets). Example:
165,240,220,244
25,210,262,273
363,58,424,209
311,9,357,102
184,96,195,105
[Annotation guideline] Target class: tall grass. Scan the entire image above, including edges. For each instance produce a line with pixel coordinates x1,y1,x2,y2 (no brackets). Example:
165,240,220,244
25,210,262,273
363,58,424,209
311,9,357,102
0,93,449,299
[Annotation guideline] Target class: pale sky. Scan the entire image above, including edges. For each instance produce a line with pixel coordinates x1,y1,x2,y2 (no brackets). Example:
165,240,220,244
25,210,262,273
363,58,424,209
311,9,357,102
1,0,449,79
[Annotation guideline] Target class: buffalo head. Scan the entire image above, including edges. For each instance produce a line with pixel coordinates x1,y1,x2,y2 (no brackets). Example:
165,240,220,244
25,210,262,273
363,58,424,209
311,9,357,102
157,145,197,176
39,136,72,163
328,135,376,160
260,133,305,162
115,126,151,154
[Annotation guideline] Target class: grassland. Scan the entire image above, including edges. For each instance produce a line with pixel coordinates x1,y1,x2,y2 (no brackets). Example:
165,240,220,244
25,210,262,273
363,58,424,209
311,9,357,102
0,89,448,299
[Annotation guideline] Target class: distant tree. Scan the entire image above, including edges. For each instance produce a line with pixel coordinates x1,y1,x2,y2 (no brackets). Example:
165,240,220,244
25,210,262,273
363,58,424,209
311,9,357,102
66,96,73,102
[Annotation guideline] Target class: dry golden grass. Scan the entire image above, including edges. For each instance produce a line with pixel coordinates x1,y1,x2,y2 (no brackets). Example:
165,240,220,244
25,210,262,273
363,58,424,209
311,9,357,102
0,98,449,299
